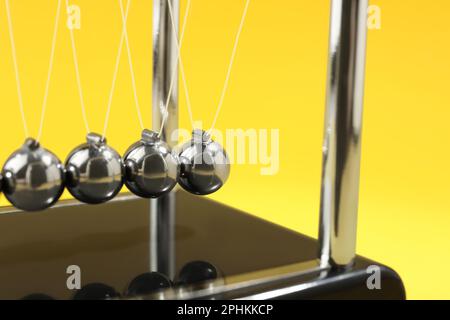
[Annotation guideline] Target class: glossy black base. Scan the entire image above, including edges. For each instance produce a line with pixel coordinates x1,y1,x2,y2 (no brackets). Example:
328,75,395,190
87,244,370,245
269,262,406,300
0,190,405,300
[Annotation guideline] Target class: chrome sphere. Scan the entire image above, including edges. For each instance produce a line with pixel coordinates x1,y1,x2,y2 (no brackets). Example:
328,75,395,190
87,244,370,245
124,129,179,198
65,133,124,204
2,138,65,211
177,129,230,195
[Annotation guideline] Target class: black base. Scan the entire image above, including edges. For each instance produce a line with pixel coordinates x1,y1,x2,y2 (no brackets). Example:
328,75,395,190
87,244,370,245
0,190,405,300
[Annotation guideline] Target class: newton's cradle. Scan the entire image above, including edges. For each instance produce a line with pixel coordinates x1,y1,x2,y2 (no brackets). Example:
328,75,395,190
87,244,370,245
0,0,405,300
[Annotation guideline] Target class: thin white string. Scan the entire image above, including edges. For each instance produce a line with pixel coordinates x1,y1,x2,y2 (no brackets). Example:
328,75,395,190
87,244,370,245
102,0,132,138
66,0,90,133
165,0,251,135
37,0,63,142
5,0,62,139
5,0,28,138
165,0,195,134
66,0,131,137
118,0,144,130
158,0,192,137
208,0,251,133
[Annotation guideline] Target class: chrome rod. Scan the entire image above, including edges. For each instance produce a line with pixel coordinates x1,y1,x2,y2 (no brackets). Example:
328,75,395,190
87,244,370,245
150,0,179,278
318,0,368,268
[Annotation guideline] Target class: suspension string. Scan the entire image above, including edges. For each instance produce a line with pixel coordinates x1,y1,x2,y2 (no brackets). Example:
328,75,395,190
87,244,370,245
66,0,90,133
164,0,251,136
5,0,63,140
66,0,131,137
118,0,144,130
102,0,132,138
162,0,195,137
5,0,28,138
208,0,251,133
37,0,63,142
158,0,192,137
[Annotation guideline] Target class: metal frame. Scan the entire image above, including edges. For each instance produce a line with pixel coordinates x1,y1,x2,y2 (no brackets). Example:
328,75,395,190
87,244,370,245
0,0,369,296
318,0,368,269
139,0,370,297
150,0,369,271
151,0,180,279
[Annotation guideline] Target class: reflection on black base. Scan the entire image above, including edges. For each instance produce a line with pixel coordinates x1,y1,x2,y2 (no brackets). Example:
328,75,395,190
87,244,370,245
22,293,55,300
0,191,405,300
126,272,172,297
73,283,120,300
176,261,223,287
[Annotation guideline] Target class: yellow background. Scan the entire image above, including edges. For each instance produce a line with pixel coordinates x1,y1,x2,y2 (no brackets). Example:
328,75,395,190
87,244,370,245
0,0,449,300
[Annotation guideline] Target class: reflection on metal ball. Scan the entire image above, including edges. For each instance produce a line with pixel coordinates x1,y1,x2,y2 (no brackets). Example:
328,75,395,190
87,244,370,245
177,129,230,195
124,129,179,198
65,133,124,204
2,138,65,211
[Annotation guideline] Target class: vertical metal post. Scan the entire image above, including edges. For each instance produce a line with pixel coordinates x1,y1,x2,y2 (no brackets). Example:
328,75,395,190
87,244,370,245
151,0,179,278
318,0,368,268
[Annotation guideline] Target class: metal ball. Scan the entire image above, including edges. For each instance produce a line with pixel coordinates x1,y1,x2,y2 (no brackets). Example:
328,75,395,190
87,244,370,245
65,133,124,204
1,138,65,211
124,129,179,198
177,129,230,195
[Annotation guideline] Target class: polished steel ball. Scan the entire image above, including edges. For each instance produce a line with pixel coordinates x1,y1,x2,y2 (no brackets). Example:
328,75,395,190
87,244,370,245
1,138,65,211
177,129,230,195
124,129,179,198
65,133,124,204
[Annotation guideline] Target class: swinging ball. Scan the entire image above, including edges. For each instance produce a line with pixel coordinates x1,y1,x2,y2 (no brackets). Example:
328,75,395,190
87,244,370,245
1,138,65,211
177,129,230,195
124,129,179,198
65,133,124,204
